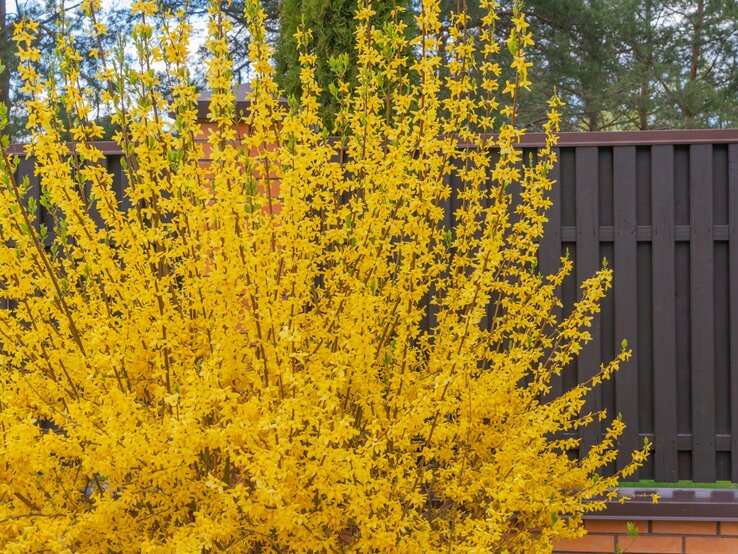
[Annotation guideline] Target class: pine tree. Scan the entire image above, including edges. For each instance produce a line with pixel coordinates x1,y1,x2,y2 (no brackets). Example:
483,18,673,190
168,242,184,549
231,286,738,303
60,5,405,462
274,0,415,127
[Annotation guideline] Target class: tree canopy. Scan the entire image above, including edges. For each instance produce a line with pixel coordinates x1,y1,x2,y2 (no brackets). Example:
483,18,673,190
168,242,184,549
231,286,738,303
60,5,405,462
0,0,736,141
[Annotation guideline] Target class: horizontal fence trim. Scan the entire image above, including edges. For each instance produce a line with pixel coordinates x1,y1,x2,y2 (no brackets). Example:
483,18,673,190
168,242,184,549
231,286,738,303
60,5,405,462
560,225,731,242
593,488,738,522
558,432,734,452
677,434,733,452
8,129,738,158
453,129,738,148
535,129,738,147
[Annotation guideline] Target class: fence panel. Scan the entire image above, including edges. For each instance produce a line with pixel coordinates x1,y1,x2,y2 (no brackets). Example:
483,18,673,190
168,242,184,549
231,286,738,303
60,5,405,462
6,130,738,483
546,132,738,483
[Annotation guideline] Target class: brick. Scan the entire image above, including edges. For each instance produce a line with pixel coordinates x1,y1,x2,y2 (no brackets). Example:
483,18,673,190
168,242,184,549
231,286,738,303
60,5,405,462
652,520,717,535
615,535,682,553
553,535,615,553
720,522,738,536
686,537,738,553
585,520,637,534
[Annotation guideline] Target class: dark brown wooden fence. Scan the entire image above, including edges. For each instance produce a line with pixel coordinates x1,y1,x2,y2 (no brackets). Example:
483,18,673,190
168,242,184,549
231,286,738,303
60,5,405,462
534,130,738,483
9,129,738,483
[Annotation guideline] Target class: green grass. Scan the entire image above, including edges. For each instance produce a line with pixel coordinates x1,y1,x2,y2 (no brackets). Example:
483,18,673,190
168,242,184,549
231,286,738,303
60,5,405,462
618,480,738,489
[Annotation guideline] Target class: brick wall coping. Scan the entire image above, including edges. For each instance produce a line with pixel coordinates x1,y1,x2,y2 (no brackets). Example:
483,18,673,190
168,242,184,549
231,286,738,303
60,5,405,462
589,488,738,522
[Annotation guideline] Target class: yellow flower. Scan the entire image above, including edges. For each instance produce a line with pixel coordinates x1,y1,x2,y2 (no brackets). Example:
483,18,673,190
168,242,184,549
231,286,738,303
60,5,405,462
512,13,529,32
0,0,649,551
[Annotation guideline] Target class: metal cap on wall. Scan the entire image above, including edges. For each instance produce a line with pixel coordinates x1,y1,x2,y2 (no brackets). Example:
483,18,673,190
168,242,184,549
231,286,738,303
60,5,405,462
196,83,289,121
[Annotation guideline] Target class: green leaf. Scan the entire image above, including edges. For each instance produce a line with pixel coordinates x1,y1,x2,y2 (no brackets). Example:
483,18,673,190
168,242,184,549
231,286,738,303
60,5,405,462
626,521,638,537
0,103,7,131
27,196,37,217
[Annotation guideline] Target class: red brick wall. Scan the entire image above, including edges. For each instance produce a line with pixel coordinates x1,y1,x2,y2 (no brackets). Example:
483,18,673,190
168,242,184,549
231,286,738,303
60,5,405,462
553,520,738,553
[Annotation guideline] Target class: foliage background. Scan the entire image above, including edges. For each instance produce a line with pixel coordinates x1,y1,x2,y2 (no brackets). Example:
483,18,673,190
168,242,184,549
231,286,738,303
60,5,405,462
1,0,738,140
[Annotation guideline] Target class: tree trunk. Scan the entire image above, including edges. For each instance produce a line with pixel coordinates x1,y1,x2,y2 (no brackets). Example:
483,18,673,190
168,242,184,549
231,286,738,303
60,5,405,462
685,0,705,126
689,0,704,82
637,0,652,130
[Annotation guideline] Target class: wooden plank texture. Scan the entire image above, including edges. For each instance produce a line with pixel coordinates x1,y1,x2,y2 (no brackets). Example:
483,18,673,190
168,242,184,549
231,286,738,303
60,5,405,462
15,157,39,230
690,144,716,482
651,145,679,481
575,146,601,454
613,146,640,474
729,144,738,482
540,150,563,400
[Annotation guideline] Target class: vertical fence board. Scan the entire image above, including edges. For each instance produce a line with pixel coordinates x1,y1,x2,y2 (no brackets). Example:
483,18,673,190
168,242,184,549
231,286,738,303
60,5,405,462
729,144,738,482
598,150,616,467
690,144,717,482
673,147,692,478
712,146,731,479
108,155,131,213
15,157,39,229
541,150,563,400
87,155,108,230
613,146,640,474
635,148,655,479
576,146,601,454
651,145,679,481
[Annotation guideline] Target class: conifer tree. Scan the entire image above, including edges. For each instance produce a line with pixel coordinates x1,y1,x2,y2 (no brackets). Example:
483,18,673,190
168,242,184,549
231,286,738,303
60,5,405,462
274,0,415,126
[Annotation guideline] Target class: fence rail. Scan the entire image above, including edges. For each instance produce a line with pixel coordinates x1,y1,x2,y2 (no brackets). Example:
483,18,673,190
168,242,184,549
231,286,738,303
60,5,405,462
9,129,738,483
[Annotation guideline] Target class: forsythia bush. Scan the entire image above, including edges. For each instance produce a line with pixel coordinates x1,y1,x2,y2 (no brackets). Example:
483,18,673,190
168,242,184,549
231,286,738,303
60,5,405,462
0,0,649,551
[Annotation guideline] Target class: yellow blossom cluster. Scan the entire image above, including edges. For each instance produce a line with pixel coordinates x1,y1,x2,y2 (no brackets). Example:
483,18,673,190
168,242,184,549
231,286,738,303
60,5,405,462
0,0,648,552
